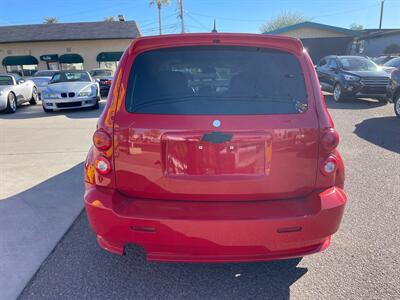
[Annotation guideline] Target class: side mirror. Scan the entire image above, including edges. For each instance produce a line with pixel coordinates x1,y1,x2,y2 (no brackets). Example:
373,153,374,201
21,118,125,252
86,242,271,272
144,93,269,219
18,79,25,84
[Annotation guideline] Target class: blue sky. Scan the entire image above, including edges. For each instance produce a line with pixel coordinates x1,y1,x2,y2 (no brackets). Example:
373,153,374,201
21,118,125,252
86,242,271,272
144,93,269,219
0,0,399,35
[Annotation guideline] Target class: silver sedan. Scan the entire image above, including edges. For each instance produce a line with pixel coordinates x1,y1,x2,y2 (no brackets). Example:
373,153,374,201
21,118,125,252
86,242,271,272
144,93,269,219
0,73,38,113
41,70,100,112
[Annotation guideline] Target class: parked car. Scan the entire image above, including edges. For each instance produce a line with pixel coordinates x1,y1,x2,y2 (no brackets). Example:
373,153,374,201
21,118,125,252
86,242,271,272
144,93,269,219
316,55,390,102
30,70,59,99
386,67,400,118
41,70,100,112
372,55,398,66
89,69,113,97
84,33,347,262
382,57,400,74
0,73,38,113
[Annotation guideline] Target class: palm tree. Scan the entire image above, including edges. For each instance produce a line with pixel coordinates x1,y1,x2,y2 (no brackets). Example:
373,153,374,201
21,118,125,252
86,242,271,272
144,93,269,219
44,17,58,24
149,0,170,35
104,16,116,22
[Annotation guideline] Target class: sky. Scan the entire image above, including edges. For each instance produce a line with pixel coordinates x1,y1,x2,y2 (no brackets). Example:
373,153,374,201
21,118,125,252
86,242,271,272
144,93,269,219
0,0,399,35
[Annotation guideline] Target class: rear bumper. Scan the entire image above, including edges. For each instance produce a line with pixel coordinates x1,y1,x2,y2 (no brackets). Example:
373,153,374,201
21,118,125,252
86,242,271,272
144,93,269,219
84,186,346,262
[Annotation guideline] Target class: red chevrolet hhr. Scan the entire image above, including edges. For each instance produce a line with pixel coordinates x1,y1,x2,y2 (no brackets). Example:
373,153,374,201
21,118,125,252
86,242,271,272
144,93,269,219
84,33,347,262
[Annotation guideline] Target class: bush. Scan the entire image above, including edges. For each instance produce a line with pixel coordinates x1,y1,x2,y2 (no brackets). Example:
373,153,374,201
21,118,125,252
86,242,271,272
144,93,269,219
384,43,400,55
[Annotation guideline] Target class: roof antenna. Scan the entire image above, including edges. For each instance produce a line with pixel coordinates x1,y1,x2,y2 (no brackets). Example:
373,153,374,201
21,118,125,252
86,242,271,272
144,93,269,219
211,19,217,33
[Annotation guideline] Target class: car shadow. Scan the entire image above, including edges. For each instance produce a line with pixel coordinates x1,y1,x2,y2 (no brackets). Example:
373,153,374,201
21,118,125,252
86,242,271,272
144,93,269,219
0,163,85,300
324,94,388,110
20,209,308,300
354,116,400,153
0,100,106,120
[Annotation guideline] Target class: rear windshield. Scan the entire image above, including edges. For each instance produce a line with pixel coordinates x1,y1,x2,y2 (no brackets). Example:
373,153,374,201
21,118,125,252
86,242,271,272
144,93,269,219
126,46,307,115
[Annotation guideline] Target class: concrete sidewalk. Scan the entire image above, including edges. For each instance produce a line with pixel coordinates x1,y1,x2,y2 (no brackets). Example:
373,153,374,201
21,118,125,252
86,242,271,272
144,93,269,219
0,164,84,300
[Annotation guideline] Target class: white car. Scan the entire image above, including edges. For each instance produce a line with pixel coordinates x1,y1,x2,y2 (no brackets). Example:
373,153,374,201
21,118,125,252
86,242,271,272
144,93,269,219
0,73,38,113
29,70,59,99
41,70,100,112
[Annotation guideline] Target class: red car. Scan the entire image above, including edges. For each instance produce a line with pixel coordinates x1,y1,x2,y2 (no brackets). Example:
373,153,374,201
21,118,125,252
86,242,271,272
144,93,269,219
84,33,346,263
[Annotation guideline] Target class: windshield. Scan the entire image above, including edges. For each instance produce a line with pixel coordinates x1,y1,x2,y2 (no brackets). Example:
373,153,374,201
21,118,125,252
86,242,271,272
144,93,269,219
51,72,91,83
339,57,378,71
34,70,57,77
0,76,13,85
91,70,113,77
126,46,307,115
384,57,400,68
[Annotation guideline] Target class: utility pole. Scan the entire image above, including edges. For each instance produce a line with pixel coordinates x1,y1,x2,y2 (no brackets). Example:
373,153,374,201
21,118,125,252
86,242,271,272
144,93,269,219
379,0,385,29
178,0,185,33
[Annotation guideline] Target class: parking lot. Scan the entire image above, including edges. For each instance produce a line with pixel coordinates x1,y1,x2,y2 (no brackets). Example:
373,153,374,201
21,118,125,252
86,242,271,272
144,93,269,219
1,96,399,299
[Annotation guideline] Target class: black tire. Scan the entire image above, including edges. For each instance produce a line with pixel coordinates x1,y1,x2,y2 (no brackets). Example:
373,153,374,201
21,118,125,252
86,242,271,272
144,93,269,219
29,87,38,105
42,106,53,113
394,94,400,118
5,92,17,113
92,100,99,109
333,83,345,102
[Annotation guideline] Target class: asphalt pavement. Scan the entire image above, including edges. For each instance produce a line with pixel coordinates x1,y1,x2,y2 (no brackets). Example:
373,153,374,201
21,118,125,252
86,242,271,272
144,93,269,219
7,96,400,299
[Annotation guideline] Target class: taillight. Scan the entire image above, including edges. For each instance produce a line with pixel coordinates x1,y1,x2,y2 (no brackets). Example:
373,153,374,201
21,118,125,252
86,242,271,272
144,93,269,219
95,156,111,175
320,128,339,152
93,129,112,150
321,155,338,176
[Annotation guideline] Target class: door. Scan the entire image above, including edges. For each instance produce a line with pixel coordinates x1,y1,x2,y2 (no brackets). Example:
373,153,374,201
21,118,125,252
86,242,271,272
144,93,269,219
12,75,27,103
325,58,339,90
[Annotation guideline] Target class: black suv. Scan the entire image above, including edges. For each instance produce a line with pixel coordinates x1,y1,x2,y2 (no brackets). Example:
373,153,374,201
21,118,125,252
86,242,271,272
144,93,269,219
316,55,389,102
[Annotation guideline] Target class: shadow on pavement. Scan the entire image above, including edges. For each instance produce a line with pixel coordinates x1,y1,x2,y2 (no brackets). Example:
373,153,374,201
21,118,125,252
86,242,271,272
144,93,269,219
0,100,105,120
354,116,400,154
20,212,307,300
0,164,84,300
324,94,387,110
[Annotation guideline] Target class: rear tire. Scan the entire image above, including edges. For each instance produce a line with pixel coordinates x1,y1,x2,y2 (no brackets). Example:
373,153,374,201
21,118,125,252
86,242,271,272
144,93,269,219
5,92,17,113
333,83,344,102
29,87,38,105
394,94,400,118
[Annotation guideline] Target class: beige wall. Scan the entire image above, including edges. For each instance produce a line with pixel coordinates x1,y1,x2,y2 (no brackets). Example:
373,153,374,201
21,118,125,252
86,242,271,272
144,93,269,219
278,28,349,39
0,39,133,72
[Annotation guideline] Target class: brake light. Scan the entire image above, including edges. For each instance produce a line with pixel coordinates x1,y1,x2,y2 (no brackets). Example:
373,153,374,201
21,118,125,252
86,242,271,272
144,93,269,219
93,129,112,150
321,156,338,176
95,156,111,175
320,128,339,152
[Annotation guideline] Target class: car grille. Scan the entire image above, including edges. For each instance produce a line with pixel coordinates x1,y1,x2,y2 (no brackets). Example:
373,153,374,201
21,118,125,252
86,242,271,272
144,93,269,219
360,77,389,87
57,101,82,108
61,92,76,98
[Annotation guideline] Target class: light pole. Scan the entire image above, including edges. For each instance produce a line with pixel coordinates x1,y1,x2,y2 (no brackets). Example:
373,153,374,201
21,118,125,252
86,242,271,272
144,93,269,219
178,0,185,33
379,0,385,29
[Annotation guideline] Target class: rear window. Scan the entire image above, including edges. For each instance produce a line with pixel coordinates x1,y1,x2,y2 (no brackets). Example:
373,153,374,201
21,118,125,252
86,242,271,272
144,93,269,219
126,46,307,115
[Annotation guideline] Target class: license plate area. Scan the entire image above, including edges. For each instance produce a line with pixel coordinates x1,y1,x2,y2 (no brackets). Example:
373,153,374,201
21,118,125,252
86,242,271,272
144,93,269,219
163,132,271,176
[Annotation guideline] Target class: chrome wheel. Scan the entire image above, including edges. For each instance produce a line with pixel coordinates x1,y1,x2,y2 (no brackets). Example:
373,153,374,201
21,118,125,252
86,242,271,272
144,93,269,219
6,93,17,113
395,96,400,118
333,84,342,102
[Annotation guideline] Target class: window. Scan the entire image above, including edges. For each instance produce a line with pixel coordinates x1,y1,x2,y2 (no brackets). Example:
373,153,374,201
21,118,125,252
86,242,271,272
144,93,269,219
327,58,338,69
51,71,91,83
126,46,307,115
384,57,400,68
319,58,327,67
339,57,378,71
0,75,13,85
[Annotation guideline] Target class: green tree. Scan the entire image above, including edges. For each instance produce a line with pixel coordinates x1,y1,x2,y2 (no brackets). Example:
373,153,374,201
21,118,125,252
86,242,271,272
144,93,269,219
260,12,309,33
349,23,364,31
384,43,400,55
149,0,171,35
44,17,58,24
104,16,116,22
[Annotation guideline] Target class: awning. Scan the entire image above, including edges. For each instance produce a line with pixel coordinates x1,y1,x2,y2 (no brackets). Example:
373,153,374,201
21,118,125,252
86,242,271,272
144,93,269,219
2,55,38,66
59,53,84,64
96,51,123,62
40,54,59,62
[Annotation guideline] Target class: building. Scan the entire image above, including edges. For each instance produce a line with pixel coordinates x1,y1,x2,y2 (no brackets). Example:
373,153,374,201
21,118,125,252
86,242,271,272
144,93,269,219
0,20,140,75
351,29,400,56
265,21,359,63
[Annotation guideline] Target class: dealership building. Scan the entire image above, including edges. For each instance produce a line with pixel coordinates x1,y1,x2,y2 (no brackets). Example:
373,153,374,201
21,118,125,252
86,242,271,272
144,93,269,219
0,20,140,75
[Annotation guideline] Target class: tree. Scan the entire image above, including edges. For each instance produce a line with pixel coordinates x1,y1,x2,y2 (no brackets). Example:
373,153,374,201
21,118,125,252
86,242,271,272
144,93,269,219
104,16,116,22
349,23,364,31
384,43,400,55
260,12,309,33
149,0,171,35
44,17,58,24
